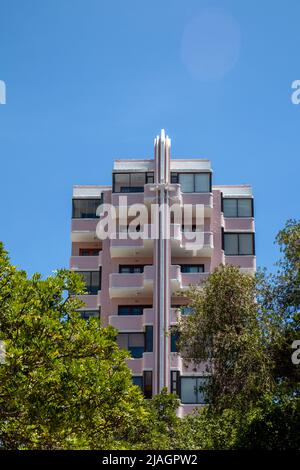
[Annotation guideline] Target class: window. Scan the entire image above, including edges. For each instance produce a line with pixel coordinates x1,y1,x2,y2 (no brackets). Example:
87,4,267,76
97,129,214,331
179,173,194,192
170,371,180,395
180,264,204,273
224,233,255,255
79,309,100,320
79,248,100,256
119,265,144,274
171,329,180,353
132,376,143,389
171,173,179,184
117,333,145,358
171,173,211,193
146,172,154,184
223,198,253,218
72,198,102,218
143,371,153,398
113,172,154,193
118,305,151,316
145,326,153,352
78,270,101,294
195,173,210,192
181,306,194,315
132,373,152,398
172,305,193,315
180,377,208,404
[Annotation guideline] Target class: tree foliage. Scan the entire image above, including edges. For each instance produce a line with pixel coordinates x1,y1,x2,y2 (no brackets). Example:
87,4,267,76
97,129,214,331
0,242,147,449
178,265,273,412
0,218,299,450
176,219,300,449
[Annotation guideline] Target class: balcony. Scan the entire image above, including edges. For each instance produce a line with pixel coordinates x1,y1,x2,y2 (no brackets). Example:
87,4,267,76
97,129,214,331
71,219,99,242
70,252,102,270
111,192,145,215
109,308,154,330
225,255,256,274
171,225,213,257
126,353,155,373
224,218,255,232
110,225,154,257
109,265,154,298
76,293,100,309
169,185,213,217
170,265,208,293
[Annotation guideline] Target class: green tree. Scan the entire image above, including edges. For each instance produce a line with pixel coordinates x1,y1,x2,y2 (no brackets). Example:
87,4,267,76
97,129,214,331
176,220,300,450
123,388,181,450
0,242,147,449
177,265,274,412
259,219,300,395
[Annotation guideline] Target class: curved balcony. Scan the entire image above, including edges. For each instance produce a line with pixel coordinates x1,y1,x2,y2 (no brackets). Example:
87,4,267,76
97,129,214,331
171,265,208,293
109,265,154,298
171,225,213,257
110,225,154,257
169,185,213,217
126,352,155,373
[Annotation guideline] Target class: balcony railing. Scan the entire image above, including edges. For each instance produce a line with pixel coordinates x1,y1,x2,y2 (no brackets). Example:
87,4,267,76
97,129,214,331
109,266,155,298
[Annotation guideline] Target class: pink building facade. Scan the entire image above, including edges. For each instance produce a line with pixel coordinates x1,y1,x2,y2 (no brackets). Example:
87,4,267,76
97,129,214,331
70,130,256,416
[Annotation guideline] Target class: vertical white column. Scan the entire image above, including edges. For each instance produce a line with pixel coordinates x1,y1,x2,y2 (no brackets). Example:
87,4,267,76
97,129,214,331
154,129,171,393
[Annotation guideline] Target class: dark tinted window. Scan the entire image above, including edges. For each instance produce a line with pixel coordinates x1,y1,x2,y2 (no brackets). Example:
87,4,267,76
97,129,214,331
72,199,101,218
223,198,253,217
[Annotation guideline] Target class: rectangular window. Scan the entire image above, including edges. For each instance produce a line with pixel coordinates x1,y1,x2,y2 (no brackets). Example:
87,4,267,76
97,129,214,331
113,173,153,193
143,371,153,398
224,233,255,255
171,329,180,353
118,305,151,316
146,172,154,184
119,265,145,274
132,376,143,389
72,198,102,218
171,173,179,184
223,198,253,218
170,371,180,395
180,264,204,273
172,305,194,315
79,309,100,320
181,306,194,315
195,173,211,192
79,248,100,256
113,173,130,192
145,326,153,352
171,173,211,193
78,270,101,294
117,333,145,358
179,173,194,192
180,377,208,404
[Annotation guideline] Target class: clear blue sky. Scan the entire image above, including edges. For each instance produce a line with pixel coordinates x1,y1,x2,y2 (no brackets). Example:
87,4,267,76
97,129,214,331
0,0,299,277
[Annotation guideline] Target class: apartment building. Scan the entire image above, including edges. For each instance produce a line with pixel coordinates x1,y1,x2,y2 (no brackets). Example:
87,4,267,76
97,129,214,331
70,130,256,416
